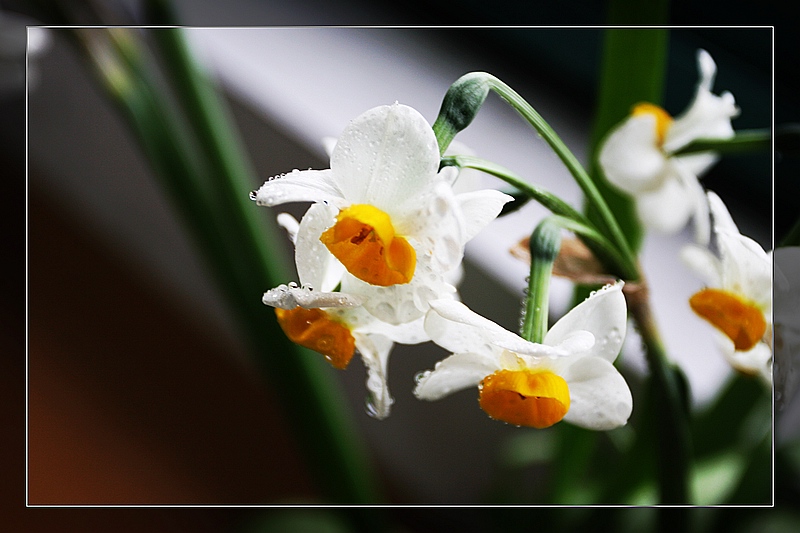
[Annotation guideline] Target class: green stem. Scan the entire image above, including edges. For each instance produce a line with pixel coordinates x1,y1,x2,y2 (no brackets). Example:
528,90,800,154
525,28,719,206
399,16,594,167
627,284,692,509
521,218,561,343
481,75,639,280
675,129,772,156
442,155,638,280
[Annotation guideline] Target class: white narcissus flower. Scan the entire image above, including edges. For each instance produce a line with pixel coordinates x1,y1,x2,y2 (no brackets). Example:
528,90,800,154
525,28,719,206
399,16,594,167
254,103,512,325
262,207,428,419
414,282,632,430
681,192,772,384
598,49,740,242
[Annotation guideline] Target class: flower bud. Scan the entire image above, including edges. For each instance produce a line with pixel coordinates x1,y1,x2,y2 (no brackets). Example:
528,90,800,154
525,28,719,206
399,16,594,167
432,72,491,153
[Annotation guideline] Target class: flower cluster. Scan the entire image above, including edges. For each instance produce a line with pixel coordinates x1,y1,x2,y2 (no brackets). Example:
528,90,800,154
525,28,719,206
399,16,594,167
253,102,634,429
252,47,770,430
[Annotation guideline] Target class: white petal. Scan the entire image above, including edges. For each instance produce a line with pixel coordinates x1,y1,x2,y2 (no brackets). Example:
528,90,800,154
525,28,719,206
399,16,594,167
276,213,300,245
599,114,667,194
664,50,738,153
357,314,429,345
253,169,346,207
674,159,712,244
492,330,594,361
354,333,395,419
716,333,772,385
544,282,626,363
397,182,466,273
456,189,514,243
707,190,740,234
413,352,500,401
321,136,337,158
295,203,345,292
717,229,772,309
329,103,440,212
681,244,723,287
342,270,456,325
674,152,719,179
424,299,520,355
561,356,633,430
634,164,694,234
262,283,362,309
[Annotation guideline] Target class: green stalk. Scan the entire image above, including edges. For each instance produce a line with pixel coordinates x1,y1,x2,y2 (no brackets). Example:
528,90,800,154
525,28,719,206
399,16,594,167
482,75,639,278
521,218,561,343
585,13,693,520
676,129,772,156
442,155,637,280
628,291,692,506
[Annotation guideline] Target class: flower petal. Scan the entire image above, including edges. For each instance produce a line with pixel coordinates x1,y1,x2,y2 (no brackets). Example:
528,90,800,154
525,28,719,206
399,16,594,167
397,182,465,273
707,190,740,234
599,114,667,194
561,356,633,430
717,229,772,311
716,333,772,385
343,270,456,325
681,244,723,287
414,352,500,401
330,103,440,212
253,168,346,207
544,282,626,363
295,203,345,292
355,313,429,345
424,299,520,355
634,163,695,234
663,50,739,153
493,330,594,360
262,283,362,309
276,213,300,245
456,189,514,243
354,332,396,419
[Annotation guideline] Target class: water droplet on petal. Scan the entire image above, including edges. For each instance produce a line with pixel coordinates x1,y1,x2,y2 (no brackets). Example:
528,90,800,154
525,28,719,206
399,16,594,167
249,190,258,200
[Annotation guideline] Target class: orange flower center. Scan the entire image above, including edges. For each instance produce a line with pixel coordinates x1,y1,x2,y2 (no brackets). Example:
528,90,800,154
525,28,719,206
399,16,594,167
274,307,355,369
320,204,416,287
632,102,674,146
689,288,767,352
479,369,570,429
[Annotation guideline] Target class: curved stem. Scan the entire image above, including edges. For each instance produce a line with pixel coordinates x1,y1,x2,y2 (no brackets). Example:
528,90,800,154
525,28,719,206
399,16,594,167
482,75,639,279
443,155,638,280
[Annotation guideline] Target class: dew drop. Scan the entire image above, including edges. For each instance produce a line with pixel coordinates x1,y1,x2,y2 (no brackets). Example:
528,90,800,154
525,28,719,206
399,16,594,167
316,334,335,352
249,190,258,200
288,281,299,289
375,302,396,322
413,371,428,384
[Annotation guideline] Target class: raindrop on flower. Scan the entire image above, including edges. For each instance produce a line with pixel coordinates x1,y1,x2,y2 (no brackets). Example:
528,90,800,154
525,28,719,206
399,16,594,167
249,190,258,200
316,334,335,352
